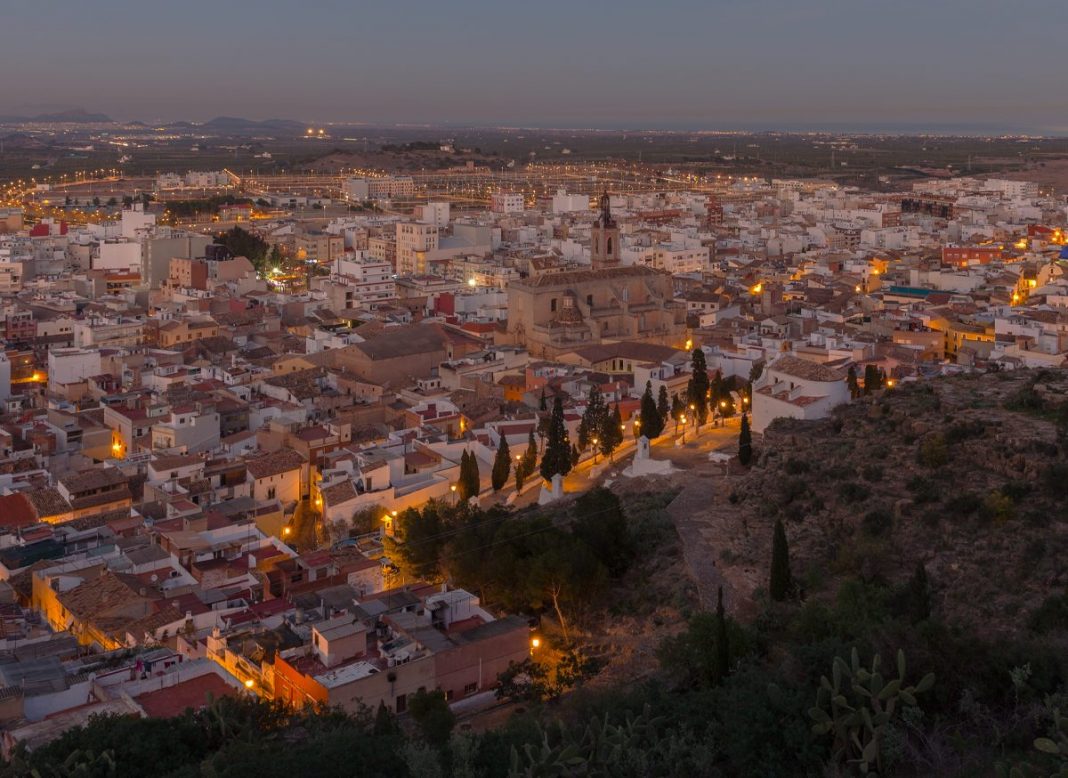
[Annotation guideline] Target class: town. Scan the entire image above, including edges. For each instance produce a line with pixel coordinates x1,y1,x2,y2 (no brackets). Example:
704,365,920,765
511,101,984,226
1,134,1067,773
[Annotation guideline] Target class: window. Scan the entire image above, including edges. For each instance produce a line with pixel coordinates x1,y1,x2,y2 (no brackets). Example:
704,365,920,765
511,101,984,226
586,294,593,307
267,487,276,500
395,694,407,713
464,682,478,695
550,298,557,312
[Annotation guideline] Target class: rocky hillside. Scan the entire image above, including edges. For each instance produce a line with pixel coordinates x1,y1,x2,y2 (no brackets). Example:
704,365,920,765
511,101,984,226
709,369,1068,638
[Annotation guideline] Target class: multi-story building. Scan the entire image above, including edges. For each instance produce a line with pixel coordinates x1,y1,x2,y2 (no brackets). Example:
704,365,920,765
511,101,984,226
395,222,438,276
490,192,524,214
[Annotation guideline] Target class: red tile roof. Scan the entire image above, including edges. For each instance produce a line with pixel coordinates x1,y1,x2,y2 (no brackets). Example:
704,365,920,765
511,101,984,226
0,494,37,530
135,673,237,718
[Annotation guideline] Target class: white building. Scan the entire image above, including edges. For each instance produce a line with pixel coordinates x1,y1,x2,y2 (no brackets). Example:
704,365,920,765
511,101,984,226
48,348,101,393
415,202,450,228
120,205,156,239
552,190,590,214
94,241,142,272
395,222,439,275
491,192,524,214
751,355,852,433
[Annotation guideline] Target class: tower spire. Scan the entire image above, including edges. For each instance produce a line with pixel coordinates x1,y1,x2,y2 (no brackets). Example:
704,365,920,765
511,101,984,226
599,190,614,227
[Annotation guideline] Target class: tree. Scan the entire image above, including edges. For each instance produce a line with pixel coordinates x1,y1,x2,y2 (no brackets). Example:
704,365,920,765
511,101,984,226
539,396,572,483
639,381,665,439
215,226,268,268
863,364,883,395
572,488,633,577
738,412,753,466
657,384,671,424
769,519,793,602
670,393,686,434
457,451,479,501
521,430,537,479
847,365,860,399
598,404,624,461
687,348,710,425
903,561,931,624
491,438,511,492
570,443,580,469
407,689,455,748
714,586,730,682
514,462,526,494
539,388,547,412
578,385,607,450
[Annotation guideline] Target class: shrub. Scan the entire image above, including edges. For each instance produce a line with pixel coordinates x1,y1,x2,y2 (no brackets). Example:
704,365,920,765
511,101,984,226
917,434,948,468
979,490,1014,523
861,464,884,483
944,420,986,445
837,481,870,503
783,458,811,475
906,476,940,505
1028,590,1068,634
861,509,893,537
944,492,981,518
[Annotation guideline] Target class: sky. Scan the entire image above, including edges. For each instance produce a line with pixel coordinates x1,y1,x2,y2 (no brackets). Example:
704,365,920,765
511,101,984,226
2,0,1067,133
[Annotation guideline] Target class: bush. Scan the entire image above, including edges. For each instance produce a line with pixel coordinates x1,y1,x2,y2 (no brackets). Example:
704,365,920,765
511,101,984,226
783,458,811,475
861,509,893,537
917,434,948,468
861,464,884,483
1028,590,1068,634
837,481,870,503
907,476,940,505
944,420,986,445
944,492,981,518
979,490,1014,523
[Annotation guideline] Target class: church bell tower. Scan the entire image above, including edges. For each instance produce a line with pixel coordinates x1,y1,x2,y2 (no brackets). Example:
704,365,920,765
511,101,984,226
591,190,621,270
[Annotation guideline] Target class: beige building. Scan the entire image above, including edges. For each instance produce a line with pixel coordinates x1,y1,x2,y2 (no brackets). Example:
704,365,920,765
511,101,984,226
504,265,686,359
296,232,345,265
395,222,438,275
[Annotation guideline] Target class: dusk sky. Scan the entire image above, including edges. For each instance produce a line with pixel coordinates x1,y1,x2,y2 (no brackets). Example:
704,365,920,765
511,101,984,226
4,0,1067,131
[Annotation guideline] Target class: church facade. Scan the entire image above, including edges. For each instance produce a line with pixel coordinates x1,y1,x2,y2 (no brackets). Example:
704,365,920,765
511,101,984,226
503,194,686,358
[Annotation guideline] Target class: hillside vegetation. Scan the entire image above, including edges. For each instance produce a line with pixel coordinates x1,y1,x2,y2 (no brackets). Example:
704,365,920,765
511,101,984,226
717,368,1068,639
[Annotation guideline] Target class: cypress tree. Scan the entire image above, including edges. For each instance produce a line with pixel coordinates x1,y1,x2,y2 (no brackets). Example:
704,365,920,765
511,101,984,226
578,385,606,450
599,404,624,461
670,393,685,434
738,412,752,466
514,459,526,493
463,450,480,499
863,364,878,395
847,365,860,399
714,586,730,683
570,443,580,468
657,384,671,423
457,451,470,498
769,519,793,602
905,561,931,624
688,348,710,425
540,396,572,482
539,388,547,412
521,429,537,478
491,438,511,492
639,381,665,439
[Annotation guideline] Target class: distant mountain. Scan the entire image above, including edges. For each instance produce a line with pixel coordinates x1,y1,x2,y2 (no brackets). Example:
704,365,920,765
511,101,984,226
33,108,111,123
0,107,112,124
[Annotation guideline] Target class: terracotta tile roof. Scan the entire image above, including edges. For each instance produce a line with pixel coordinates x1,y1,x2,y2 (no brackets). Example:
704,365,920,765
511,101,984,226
769,355,848,383
244,448,305,480
0,494,37,529
135,673,237,718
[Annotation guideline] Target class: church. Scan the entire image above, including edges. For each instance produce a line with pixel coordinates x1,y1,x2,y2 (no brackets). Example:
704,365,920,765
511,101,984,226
503,193,687,358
